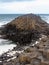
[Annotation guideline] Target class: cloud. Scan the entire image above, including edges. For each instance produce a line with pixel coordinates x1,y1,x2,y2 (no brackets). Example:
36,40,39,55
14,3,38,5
0,0,49,14
0,0,34,2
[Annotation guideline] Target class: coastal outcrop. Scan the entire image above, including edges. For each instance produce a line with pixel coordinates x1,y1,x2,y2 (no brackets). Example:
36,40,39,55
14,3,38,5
0,14,49,45
0,35,49,65
0,14,49,65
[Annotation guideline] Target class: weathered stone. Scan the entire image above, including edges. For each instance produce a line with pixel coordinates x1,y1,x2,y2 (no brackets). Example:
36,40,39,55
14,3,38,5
16,62,20,65
24,47,37,53
40,35,48,42
46,50,49,59
4,62,13,65
1,14,49,65
25,64,31,65
18,54,31,63
31,58,41,65
41,60,49,65
1,14,49,45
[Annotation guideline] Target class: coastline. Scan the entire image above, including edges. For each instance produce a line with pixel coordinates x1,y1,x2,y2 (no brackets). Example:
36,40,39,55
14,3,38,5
0,14,49,65
0,35,49,65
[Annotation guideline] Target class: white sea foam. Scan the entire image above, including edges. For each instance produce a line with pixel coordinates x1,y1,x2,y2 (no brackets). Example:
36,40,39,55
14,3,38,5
0,21,10,27
0,39,16,55
40,15,49,23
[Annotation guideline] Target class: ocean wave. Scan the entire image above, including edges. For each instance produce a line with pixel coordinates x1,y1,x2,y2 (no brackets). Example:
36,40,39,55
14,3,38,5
0,21,10,27
40,16,49,23
0,44,16,55
0,39,16,55
0,39,13,45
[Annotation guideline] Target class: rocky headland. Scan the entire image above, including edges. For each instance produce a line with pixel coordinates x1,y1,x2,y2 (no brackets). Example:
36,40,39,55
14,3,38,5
0,14,49,45
0,14,49,65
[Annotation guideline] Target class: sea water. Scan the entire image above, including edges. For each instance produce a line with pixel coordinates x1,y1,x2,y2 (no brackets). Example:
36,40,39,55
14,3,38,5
0,14,21,55
0,14,49,55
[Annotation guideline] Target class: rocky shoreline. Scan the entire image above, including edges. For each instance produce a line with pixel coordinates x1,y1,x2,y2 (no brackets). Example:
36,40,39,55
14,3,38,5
0,35,49,65
0,14,49,65
1,14,49,45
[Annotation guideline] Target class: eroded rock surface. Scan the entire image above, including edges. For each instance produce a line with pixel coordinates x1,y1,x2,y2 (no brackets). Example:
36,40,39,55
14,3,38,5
0,14,49,65
0,14,49,45
0,35,49,65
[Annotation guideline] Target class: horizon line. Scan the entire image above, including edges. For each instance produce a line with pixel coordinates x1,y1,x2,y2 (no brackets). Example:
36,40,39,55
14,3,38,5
0,13,49,15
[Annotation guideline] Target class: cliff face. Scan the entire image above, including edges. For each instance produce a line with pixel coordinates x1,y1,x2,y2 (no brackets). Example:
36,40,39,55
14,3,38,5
1,14,49,45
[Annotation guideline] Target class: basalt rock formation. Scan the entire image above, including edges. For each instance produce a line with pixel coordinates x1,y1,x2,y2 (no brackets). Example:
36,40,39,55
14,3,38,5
1,35,49,65
0,13,49,65
1,14,49,45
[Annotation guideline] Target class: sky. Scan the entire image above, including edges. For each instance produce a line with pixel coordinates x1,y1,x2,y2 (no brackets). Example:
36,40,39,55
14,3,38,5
0,0,49,14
